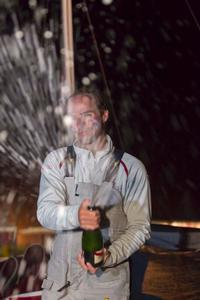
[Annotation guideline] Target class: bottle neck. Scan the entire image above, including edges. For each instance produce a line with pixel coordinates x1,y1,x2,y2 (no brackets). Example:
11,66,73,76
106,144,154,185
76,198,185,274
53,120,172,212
83,228,100,232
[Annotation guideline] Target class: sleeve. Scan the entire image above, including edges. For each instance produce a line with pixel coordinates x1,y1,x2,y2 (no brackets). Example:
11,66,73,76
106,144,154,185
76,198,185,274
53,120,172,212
37,151,80,231
104,161,151,266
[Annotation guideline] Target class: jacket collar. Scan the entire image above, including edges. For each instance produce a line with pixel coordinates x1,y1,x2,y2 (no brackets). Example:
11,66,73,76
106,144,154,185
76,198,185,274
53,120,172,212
73,135,114,160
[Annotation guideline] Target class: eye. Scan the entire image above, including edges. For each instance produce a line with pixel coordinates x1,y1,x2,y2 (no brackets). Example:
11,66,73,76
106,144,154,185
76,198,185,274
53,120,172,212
82,112,93,118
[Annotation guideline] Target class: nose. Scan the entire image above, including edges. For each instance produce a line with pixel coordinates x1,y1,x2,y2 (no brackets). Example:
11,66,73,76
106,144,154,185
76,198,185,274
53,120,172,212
72,116,83,130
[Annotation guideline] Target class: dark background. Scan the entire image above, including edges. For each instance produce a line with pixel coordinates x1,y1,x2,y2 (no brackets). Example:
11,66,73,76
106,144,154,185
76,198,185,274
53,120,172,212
0,0,200,226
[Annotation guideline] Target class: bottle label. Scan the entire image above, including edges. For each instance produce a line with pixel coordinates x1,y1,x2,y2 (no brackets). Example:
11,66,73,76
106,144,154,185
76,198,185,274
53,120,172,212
94,249,104,265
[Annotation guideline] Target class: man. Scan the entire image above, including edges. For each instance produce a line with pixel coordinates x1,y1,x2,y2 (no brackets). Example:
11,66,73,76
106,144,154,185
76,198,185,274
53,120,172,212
37,90,151,300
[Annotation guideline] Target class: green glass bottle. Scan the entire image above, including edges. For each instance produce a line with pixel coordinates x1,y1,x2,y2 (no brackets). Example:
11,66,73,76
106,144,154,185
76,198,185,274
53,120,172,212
82,208,104,267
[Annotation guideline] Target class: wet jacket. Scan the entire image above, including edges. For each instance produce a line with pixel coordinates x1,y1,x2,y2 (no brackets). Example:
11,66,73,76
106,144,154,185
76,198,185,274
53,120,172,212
37,136,151,300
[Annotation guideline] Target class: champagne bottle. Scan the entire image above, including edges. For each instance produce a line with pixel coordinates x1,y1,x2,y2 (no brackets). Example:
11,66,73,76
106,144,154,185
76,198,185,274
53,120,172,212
82,207,104,267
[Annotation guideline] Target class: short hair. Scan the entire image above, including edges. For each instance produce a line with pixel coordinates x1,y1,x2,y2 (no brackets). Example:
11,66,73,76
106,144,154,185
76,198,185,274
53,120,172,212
67,88,108,111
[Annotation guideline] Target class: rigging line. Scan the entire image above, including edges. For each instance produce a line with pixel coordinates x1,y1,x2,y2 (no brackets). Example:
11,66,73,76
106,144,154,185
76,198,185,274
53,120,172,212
185,0,200,33
81,0,124,150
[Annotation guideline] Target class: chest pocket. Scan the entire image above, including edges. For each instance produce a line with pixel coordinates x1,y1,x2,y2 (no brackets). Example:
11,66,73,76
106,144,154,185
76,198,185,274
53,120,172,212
64,178,123,208
64,179,100,206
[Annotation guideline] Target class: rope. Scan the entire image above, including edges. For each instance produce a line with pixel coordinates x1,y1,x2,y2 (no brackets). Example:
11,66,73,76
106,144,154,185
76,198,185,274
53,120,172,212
81,0,124,149
185,0,200,33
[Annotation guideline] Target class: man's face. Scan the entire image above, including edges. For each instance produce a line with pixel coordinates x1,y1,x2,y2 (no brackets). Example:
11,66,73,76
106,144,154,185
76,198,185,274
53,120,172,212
67,95,108,147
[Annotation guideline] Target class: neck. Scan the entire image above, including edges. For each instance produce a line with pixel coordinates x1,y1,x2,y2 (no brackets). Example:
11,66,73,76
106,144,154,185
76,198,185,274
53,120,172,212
78,134,107,155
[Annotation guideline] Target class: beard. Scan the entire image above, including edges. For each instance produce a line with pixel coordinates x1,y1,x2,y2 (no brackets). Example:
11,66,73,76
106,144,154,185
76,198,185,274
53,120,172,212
79,136,96,146
74,122,103,148
76,130,99,146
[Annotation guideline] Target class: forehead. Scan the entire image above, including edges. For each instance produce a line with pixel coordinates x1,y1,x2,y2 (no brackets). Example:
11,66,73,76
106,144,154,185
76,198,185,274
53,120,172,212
67,95,98,114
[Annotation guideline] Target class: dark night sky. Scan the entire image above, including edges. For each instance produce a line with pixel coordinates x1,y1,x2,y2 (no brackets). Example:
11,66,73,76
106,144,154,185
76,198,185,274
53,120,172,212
0,0,200,223
73,0,200,219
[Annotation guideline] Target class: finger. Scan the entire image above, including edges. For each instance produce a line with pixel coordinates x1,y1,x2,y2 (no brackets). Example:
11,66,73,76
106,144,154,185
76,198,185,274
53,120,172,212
80,218,100,229
86,262,97,274
77,253,88,270
79,199,92,226
81,199,91,209
80,213,100,226
81,210,100,221
80,215,99,224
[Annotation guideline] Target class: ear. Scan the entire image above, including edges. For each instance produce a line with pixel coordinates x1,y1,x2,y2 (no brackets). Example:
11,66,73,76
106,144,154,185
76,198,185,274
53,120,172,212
102,110,109,123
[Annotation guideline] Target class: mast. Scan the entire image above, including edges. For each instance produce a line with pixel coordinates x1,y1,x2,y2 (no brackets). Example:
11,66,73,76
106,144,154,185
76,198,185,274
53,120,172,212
61,0,75,95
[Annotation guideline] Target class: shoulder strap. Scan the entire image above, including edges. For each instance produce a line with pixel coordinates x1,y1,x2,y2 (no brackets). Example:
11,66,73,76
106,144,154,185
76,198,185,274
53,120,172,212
113,148,124,162
64,146,124,179
63,145,76,177
67,145,76,160
105,148,124,182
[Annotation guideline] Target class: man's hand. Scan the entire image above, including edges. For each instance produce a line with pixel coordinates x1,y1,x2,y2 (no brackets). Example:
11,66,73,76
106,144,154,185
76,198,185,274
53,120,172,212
77,252,98,274
77,249,110,273
78,199,100,230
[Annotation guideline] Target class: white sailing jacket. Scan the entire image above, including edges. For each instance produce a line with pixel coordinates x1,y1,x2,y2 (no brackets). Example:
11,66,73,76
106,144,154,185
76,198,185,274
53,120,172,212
37,135,151,300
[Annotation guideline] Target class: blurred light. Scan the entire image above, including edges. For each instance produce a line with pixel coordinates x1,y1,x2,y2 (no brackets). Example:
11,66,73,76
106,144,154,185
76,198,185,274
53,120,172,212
88,73,97,80
29,0,37,8
19,155,28,166
46,105,53,113
60,48,65,55
0,145,6,153
15,31,24,39
104,46,112,54
41,8,48,16
60,48,74,60
110,5,116,11
76,3,83,9
100,11,106,17
61,84,71,99
0,130,8,142
82,77,91,86
37,111,45,123
54,105,63,116
18,259,26,276
44,31,53,39
74,17,80,25
28,161,36,171
88,60,95,66
102,0,113,5
78,55,85,63
63,115,73,127
60,133,72,146
152,220,200,229
6,190,16,205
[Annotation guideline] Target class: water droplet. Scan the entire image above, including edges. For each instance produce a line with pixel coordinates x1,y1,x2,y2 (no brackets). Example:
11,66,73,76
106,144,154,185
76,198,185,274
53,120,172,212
15,31,24,39
0,130,8,142
102,0,113,6
63,115,73,127
44,31,53,39
82,77,91,86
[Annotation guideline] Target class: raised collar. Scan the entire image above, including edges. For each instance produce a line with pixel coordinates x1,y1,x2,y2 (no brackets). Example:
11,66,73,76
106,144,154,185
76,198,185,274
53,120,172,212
73,135,114,160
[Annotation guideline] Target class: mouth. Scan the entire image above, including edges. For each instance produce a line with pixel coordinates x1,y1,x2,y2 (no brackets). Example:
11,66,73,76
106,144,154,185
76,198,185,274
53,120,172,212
77,131,85,136
77,130,91,136
76,132,88,140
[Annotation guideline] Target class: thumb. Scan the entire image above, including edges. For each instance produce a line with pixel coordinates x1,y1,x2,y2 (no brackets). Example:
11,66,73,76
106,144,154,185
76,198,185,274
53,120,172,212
81,199,91,210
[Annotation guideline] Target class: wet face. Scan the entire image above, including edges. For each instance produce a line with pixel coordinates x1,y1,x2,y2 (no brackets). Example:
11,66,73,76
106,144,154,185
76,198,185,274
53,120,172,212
67,95,108,147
